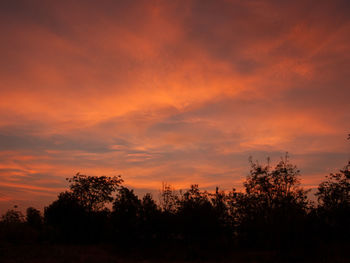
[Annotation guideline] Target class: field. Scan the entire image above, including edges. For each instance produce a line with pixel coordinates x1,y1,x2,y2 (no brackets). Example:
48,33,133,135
1,244,349,263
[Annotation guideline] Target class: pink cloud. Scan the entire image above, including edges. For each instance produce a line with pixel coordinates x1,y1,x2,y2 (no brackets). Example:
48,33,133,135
0,0,349,211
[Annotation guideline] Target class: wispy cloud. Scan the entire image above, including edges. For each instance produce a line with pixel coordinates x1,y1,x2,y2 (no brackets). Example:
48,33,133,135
0,0,349,211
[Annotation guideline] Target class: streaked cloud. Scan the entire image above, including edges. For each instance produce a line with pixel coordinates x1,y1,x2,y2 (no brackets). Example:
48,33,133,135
0,0,349,211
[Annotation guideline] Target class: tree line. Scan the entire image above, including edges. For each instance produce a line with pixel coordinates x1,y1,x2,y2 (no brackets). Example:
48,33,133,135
1,150,349,258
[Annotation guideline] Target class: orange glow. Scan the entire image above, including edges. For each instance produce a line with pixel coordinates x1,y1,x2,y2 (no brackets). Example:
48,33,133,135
0,0,349,211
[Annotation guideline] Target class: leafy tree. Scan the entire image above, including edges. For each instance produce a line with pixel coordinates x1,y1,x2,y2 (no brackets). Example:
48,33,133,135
210,187,229,223
44,191,87,242
142,193,158,213
140,193,159,221
139,193,160,240
0,209,28,244
1,209,24,224
159,182,178,213
44,191,86,223
316,134,350,212
112,187,142,241
67,173,123,212
226,188,247,228
315,159,350,242
230,154,310,247
113,187,142,218
177,185,223,246
26,207,42,229
316,162,350,210
245,154,309,209
179,184,211,210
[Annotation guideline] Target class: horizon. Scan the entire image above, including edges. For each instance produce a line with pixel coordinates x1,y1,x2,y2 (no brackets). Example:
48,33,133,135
1,0,350,212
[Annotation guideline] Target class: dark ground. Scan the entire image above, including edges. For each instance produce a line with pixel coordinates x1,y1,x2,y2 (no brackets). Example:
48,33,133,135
1,244,349,263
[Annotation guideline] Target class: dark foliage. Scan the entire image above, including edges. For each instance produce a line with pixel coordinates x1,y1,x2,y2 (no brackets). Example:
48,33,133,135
315,161,350,242
44,192,88,242
112,186,142,242
26,207,43,229
1,145,350,260
66,173,123,212
233,155,310,248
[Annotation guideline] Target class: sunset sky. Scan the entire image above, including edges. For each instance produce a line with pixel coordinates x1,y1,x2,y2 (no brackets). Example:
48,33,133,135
0,0,349,211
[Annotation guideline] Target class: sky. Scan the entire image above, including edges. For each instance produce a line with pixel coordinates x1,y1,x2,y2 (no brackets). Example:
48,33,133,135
0,0,349,212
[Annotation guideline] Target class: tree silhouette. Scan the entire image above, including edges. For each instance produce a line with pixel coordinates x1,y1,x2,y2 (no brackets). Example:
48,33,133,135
44,191,87,242
112,186,142,241
315,161,350,242
228,154,310,247
316,162,350,210
0,209,29,244
67,173,123,212
1,209,24,224
141,193,159,216
245,154,308,208
3,139,350,260
139,193,160,241
159,182,178,213
26,207,42,229
178,185,221,242
210,187,228,219
316,134,350,210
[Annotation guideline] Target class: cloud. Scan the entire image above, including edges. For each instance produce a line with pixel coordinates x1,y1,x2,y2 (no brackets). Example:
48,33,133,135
0,0,349,211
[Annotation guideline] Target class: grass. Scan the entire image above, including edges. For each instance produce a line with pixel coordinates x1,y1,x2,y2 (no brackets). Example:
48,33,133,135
1,243,349,263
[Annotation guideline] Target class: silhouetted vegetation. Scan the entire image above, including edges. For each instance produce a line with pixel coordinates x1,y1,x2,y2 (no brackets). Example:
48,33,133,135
1,140,350,262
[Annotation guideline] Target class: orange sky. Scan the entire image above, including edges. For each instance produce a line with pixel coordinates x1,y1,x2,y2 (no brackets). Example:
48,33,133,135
0,0,349,212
